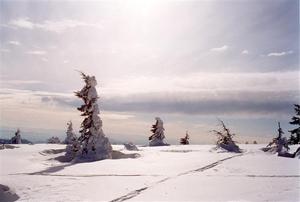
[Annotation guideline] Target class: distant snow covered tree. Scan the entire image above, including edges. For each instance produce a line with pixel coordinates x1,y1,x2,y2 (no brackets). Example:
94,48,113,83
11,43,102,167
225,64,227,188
64,121,77,144
47,136,61,144
253,140,258,144
180,131,190,145
288,104,300,144
69,72,112,160
11,129,21,144
149,117,169,146
211,119,240,152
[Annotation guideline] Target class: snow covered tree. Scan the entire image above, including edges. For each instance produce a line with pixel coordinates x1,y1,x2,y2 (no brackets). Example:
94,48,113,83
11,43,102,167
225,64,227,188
211,119,240,152
149,117,169,146
180,131,190,145
47,136,61,144
64,121,77,144
264,122,290,154
253,140,257,144
11,129,21,144
70,72,112,160
288,104,300,144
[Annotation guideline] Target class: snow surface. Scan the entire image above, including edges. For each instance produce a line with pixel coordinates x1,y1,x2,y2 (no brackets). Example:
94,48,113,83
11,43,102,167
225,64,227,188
0,144,299,201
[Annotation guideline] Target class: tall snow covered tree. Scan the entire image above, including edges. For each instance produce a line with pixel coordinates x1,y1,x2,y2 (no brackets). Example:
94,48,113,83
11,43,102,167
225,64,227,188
211,119,240,152
149,117,169,146
11,129,21,144
72,72,112,160
288,104,300,144
180,131,190,145
64,121,77,144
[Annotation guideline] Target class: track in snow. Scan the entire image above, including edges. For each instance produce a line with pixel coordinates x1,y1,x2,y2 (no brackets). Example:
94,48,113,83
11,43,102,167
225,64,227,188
11,173,161,177
110,153,243,202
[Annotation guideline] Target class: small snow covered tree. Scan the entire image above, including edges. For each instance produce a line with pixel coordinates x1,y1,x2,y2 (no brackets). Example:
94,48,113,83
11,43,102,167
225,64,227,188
64,121,80,159
71,72,112,160
47,136,61,144
11,129,21,144
180,131,190,145
149,117,169,146
64,121,77,144
288,104,300,144
211,119,240,152
253,140,257,144
264,122,290,154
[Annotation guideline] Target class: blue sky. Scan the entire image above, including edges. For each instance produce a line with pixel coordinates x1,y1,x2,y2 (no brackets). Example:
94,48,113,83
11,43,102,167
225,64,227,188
0,0,299,144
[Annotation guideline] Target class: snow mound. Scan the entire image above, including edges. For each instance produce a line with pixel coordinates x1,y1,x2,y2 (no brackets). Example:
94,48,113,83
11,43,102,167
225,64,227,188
124,143,139,151
112,150,140,159
41,148,66,155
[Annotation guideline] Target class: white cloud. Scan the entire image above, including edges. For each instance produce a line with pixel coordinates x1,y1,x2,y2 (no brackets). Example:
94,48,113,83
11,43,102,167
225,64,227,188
26,50,47,55
9,18,34,29
8,18,103,33
0,79,43,86
241,50,249,54
8,41,21,46
267,50,293,57
210,45,229,52
102,112,135,120
0,49,10,53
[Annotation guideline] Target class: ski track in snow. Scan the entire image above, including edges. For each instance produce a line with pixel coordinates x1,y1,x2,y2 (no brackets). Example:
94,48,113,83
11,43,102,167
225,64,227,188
11,173,161,177
110,153,244,202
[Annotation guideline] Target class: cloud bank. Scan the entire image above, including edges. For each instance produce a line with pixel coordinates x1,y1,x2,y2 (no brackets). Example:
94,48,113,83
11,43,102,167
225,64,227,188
7,18,103,33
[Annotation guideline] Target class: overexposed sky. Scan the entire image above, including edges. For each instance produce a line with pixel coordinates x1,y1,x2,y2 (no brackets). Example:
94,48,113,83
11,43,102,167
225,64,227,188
0,0,299,143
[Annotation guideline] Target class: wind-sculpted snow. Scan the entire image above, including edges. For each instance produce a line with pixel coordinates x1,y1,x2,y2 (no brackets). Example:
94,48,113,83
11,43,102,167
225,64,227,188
0,144,299,201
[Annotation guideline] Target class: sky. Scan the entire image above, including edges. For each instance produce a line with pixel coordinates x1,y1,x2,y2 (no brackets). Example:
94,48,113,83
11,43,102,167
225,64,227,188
0,0,299,144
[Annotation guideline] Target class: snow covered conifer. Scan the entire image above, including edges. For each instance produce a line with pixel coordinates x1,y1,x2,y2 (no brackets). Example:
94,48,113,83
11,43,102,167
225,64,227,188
11,129,21,144
72,72,112,160
211,119,240,152
149,117,169,146
64,121,76,144
180,131,190,145
288,104,300,144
